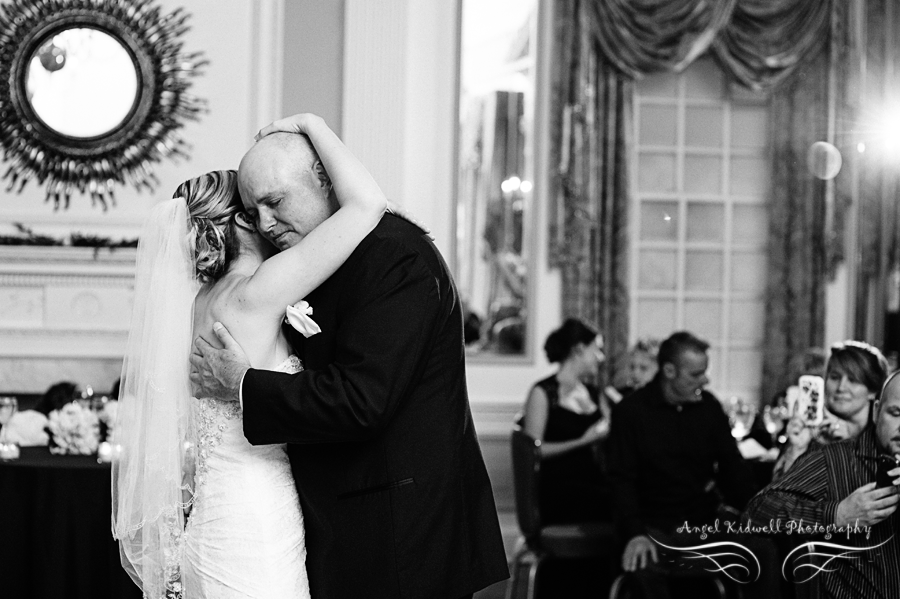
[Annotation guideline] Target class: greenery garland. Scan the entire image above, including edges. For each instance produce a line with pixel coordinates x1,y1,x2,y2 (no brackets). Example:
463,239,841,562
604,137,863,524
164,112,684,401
0,223,137,248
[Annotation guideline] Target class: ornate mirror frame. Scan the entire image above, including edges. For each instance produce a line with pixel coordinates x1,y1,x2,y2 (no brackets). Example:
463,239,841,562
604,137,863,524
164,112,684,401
0,0,207,209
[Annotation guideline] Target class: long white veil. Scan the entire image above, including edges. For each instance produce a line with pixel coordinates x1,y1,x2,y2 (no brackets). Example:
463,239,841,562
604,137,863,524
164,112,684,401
112,197,199,597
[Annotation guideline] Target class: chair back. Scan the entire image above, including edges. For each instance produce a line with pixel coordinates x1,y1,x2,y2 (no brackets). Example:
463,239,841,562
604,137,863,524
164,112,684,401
510,426,543,540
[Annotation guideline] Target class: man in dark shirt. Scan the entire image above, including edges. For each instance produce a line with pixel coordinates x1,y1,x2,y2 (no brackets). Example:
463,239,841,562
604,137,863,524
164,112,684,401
744,371,900,599
607,331,774,597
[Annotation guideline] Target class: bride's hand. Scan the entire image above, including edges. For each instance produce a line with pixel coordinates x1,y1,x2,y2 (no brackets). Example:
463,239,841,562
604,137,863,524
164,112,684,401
189,323,251,402
386,200,434,240
255,113,324,141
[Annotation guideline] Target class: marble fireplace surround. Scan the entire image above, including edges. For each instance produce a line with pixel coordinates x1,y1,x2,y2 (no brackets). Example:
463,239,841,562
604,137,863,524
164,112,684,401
0,246,136,393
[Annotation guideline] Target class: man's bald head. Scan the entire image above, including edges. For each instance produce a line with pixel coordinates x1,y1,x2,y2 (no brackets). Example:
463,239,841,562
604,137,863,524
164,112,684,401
875,371,900,455
237,132,337,251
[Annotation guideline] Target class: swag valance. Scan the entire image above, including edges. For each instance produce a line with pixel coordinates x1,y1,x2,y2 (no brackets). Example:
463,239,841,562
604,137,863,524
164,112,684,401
586,0,831,89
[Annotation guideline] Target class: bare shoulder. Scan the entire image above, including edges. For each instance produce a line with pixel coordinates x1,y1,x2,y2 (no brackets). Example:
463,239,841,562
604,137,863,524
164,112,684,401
195,276,277,346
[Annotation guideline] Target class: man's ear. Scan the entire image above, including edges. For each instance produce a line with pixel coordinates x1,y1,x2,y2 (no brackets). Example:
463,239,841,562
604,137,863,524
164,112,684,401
662,362,677,380
234,211,255,231
313,160,333,191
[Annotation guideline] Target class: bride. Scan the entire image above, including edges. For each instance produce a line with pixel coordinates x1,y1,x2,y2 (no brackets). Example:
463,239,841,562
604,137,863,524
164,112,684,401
112,116,386,598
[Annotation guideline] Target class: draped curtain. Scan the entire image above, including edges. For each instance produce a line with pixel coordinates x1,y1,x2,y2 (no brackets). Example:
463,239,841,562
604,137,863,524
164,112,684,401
550,0,837,394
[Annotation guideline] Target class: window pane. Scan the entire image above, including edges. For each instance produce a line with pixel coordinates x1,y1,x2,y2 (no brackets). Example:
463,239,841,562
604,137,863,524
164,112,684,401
732,204,768,245
639,104,677,146
638,152,677,192
731,106,768,149
640,201,679,241
684,156,722,194
728,349,763,395
685,106,723,148
687,203,724,242
685,299,722,340
729,300,765,343
685,251,723,291
730,156,769,196
639,250,678,290
636,72,679,98
685,59,723,100
706,347,722,389
731,251,767,293
636,299,676,338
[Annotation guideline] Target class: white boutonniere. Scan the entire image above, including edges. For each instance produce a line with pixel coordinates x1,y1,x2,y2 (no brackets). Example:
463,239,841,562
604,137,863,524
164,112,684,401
285,300,321,338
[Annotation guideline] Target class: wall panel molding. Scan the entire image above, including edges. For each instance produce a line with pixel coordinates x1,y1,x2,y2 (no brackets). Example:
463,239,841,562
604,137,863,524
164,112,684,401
0,248,135,360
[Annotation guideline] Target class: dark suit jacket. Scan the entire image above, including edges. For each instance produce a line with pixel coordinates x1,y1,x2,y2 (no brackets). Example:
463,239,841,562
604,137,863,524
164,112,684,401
242,215,509,599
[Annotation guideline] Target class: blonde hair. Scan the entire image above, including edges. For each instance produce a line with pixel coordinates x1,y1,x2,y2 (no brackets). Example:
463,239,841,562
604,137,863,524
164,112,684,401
176,170,243,283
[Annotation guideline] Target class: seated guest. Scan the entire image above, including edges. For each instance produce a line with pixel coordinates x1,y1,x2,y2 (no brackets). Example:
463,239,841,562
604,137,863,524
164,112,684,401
605,338,660,404
33,381,79,416
608,331,779,598
775,341,888,478
744,371,900,599
109,377,121,400
522,318,610,524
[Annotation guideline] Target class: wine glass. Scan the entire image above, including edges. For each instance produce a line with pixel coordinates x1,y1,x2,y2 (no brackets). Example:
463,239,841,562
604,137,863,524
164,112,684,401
762,405,788,444
727,396,757,440
0,396,19,457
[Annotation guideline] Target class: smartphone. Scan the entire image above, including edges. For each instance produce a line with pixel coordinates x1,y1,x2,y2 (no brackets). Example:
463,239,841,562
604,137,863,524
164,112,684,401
796,375,825,427
876,455,900,489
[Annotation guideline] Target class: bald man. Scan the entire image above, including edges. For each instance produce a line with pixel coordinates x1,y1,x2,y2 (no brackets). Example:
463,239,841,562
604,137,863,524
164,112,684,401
190,114,508,599
744,370,900,598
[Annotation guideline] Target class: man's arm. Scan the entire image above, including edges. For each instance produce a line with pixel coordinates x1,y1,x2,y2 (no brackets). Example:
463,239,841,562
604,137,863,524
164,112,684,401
606,402,646,540
710,399,759,510
242,239,443,444
743,448,838,526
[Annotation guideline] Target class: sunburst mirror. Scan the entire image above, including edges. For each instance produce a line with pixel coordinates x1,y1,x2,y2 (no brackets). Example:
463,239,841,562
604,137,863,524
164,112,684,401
0,0,207,209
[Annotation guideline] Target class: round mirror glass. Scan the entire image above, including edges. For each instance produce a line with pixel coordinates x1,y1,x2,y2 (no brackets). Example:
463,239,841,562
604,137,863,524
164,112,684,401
25,27,138,138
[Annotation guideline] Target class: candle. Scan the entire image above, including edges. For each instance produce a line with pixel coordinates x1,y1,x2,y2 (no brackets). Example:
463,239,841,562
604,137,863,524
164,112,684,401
97,441,113,463
0,442,20,460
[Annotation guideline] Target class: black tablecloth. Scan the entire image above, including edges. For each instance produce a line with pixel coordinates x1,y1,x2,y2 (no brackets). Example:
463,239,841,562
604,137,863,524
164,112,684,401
0,447,142,599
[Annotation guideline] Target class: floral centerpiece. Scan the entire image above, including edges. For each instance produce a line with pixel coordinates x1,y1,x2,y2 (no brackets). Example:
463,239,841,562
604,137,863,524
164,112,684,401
48,402,100,455
99,399,119,443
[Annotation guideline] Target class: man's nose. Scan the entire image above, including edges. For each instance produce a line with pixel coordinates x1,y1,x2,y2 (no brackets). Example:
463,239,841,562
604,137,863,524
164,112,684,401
837,375,850,390
257,209,276,234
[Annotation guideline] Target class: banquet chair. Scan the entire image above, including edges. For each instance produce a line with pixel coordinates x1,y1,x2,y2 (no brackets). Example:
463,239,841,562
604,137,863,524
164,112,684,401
607,569,729,599
506,426,617,599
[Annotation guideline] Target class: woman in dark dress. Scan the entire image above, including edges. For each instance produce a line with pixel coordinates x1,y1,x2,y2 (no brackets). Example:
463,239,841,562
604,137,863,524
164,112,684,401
522,318,611,524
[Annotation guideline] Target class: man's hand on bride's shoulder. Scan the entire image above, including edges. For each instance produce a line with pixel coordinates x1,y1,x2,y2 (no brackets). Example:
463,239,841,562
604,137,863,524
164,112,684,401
189,323,251,402
255,113,325,141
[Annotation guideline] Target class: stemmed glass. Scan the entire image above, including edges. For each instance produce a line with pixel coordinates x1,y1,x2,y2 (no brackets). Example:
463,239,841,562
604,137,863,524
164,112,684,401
762,404,788,444
727,396,757,440
0,396,19,459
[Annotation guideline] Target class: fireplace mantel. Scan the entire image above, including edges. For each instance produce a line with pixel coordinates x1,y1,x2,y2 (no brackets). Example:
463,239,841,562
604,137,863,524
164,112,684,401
0,246,137,359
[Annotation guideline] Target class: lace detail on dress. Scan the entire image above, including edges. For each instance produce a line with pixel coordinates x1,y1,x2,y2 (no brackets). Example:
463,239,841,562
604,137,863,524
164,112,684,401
281,354,303,374
192,355,302,488
194,398,242,487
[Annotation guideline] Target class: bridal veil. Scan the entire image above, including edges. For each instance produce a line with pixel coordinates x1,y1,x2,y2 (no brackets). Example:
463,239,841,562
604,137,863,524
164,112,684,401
112,197,200,597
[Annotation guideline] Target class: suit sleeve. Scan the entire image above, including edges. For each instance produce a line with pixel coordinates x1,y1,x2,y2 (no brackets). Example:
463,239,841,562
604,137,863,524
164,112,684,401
606,402,646,540
241,238,443,444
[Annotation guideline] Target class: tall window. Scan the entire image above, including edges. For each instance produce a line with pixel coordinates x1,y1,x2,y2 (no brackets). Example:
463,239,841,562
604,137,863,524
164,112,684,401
630,58,771,402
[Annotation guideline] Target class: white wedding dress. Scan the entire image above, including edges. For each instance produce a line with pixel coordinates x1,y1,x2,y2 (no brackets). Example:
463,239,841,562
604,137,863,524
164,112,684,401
182,354,310,599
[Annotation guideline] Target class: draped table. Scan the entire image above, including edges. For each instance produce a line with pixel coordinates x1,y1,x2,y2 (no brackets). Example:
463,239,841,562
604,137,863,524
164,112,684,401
0,447,142,599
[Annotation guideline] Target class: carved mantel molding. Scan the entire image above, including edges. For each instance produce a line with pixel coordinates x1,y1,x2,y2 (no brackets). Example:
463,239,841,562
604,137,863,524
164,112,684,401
0,247,136,358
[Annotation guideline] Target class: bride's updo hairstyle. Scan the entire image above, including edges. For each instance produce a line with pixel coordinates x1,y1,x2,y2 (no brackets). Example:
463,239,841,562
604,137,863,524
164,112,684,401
176,170,243,283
